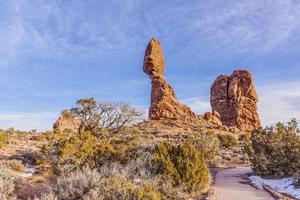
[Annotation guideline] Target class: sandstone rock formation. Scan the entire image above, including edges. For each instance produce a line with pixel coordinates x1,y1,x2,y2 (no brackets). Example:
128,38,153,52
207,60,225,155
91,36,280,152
144,38,197,121
210,70,261,132
53,110,81,133
203,111,222,127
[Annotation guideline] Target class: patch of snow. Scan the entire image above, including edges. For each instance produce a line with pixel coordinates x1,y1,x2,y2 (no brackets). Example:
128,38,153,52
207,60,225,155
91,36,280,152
249,176,264,190
18,166,36,178
26,167,36,174
249,175,300,199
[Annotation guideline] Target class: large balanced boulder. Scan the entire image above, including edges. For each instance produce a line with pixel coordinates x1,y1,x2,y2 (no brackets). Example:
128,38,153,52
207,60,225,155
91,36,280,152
210,70,261,132
144,38,197,121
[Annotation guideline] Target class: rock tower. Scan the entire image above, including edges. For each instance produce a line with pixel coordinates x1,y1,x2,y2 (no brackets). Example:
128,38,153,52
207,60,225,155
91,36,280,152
143,38,197,121
210,70,261,131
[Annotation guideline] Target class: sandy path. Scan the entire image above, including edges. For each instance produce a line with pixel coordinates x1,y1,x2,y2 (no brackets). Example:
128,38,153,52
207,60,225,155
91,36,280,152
215,167,274,200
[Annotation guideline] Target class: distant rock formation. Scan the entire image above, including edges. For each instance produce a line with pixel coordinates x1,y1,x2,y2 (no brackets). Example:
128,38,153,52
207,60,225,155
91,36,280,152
53,110,81,133
143,38,197,121
210,70,261,132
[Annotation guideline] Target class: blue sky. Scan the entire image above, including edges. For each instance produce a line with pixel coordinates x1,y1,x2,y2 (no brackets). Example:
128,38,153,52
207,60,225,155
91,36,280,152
0,0,300,130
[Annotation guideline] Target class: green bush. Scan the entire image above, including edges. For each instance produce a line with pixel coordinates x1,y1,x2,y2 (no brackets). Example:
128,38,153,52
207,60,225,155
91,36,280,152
134,182,162,200
152,142,209,192
95,134,141,166
238,134,247,142
193,131,219,160
41,131,99,173
0,133,7,149
245,119,300,178
42,130,143,174
218,134,237,149
103,177,163,200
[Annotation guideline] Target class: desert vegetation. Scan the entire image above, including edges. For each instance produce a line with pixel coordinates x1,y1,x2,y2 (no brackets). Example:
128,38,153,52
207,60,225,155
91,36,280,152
0,97,270,199
3,98,291,200
245,119,300,182
152,141,209,192
217,134,237,149
0,132,7,149
38,139,213,199
70,98,143,135
0,98,228,200
2,99,299,199
38,100,219,199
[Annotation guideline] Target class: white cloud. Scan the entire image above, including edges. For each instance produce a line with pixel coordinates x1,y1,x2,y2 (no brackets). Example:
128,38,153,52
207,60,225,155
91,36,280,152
257,81,300,126
194,0,300,54
1,0,299,62
0,112,58,131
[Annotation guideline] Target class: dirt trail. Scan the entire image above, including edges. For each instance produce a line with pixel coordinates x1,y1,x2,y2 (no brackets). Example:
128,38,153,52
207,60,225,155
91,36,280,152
215,167,274,200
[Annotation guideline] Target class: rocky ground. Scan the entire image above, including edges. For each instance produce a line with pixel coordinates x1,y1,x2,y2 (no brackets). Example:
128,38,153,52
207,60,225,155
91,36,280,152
0,133,50,199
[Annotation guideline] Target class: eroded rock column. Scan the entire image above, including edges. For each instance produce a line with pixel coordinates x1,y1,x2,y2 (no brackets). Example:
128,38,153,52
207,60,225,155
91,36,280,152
144,38,197,121
210,70,261,132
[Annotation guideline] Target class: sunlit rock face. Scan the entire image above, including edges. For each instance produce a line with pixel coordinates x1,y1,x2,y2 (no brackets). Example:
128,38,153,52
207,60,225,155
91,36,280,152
143,38,197,121
210,70,261,132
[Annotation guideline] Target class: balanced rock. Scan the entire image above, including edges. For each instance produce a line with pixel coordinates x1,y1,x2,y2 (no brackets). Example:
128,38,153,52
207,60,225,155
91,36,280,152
210,70,261,132
53,110,81,133
144,38,197,121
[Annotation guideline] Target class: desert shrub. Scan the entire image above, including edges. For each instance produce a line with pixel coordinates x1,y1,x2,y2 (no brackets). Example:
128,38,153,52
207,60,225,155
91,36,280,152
0,132,7,149
96,160,187,200
21,151,37,165
0,164,17,200
70,98,143,135
41,131,99,173
36,167,163,200
245,119,300,178
10,151,37,165
123,151,154,179
218,134,237,149
193,131,219,160
152,142,209,192
95,132,143,166
133,181,162,200
51,167,103,200
238,134,247,142
41,137,206,199
99,176,161,200
42,130,143,174
1,160,26,172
